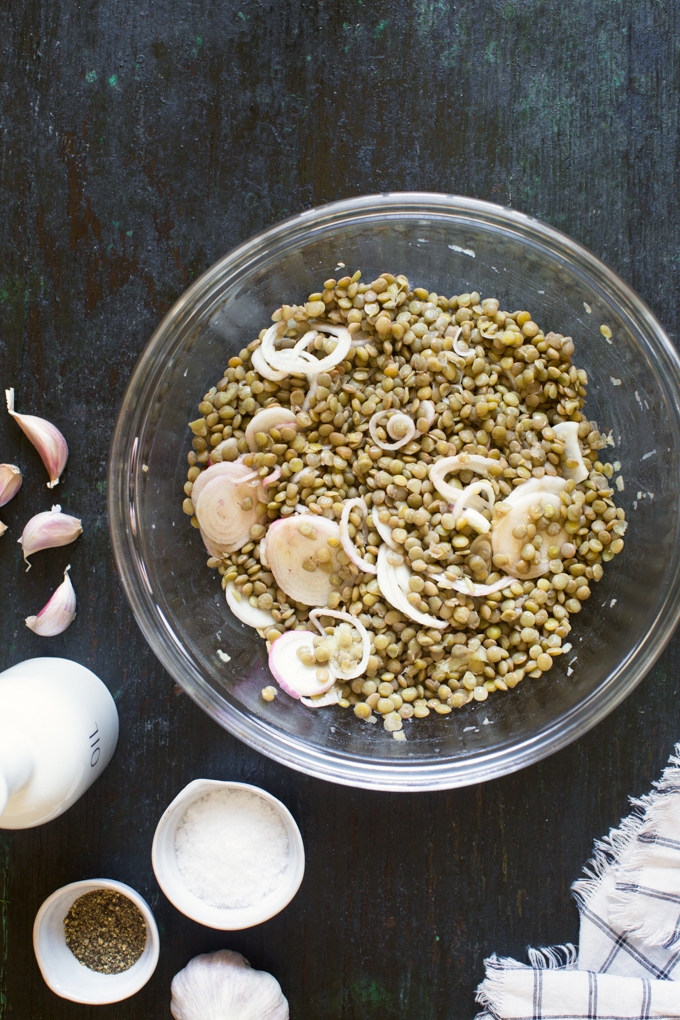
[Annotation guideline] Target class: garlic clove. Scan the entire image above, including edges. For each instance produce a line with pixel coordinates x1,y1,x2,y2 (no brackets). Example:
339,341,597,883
5,388,68,488
19,505,83,568
25,565,76,636
0,463,22,508
171,950,289,1020
0,521,6,538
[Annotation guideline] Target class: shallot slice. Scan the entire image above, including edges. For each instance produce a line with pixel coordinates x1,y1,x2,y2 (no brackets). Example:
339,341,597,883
301,685,344,708
194,468,266,555
553,421,589,483
268,629,336,699
370,511,398,550
417,400,436,428
191,460,257,506
251,345,288,381
265,515,343,606
245,407,297,451
309,607,370,680
225,583,276,630
451,480,495,522
492,489,568,579
262,466,282,488
339,498,377,575
429,571,513,597
261,322,351,377
368,410,416,451
377,545,447,630
429,454,500,502
504,475,567,506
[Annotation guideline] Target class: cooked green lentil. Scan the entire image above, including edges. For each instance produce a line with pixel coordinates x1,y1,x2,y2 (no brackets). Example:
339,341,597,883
184,272,626,736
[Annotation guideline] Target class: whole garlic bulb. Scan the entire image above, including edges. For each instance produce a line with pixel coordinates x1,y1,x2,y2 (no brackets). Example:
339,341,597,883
171,950,289,1020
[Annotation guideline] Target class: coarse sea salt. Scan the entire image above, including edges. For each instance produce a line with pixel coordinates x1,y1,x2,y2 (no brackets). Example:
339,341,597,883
174,788,290,909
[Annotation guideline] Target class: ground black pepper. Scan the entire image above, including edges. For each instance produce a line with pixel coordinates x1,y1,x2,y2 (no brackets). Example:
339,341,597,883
64,889,146,974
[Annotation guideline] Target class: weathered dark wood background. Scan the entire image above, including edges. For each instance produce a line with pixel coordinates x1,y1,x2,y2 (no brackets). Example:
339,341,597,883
1,1,678,1016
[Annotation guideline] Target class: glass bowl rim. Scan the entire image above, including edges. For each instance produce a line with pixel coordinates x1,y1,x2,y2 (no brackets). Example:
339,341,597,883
109,191,680,791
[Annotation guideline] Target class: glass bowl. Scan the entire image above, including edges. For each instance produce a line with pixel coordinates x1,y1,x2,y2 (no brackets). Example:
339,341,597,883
109,193,680,791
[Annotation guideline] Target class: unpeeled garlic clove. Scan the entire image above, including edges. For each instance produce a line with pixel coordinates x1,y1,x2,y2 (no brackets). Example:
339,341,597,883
25,565,76,636
0,521,6,538
5,388,68,489
0,463,22,508
19,505,83,567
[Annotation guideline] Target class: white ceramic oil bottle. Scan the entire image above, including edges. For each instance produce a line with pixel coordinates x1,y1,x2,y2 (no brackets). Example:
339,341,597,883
0,657,119,829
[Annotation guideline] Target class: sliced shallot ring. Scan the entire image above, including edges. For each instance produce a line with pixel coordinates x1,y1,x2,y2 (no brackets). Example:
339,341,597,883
268,630,337,699
262,466,281,488
553,421,589,483
226,583,276,629
195,472,266,554
368,410,416,451
252,345,288,381
504,475,568,506
417,400,436,428
259,536,269,567
451,479,495,519
453,337,471,357
309,608,371,681
429,454,500,502
245,407,297,451
265,514,342,606
491,488,569,579
301,685,344,708
370,511,397,550
377,545,447,630
429,572,514,598
264,319,351,376
191,460,258,506
339,498,377,575
459,506,491,534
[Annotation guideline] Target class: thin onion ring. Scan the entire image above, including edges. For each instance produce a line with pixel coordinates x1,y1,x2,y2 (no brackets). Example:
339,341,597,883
368,410,416,451
377,545,447,630
309,607,371,680
370,510,398,550
429,454,501,502
339,497,377,575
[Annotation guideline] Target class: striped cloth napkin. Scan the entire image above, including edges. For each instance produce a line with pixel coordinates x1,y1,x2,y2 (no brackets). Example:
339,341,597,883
475,746,680,1019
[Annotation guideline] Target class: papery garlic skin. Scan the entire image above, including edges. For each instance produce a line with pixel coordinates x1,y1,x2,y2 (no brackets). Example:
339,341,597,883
5,388,68,488
19,505,83,567
25,565,76,636
171,950,289,1020
0,464,22,507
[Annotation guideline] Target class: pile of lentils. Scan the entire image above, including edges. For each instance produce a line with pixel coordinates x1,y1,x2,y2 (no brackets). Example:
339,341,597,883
182,271,627,735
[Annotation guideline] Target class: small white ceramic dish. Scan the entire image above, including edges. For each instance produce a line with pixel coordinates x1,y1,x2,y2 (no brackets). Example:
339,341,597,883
152,778,305,929
33,878,160,1004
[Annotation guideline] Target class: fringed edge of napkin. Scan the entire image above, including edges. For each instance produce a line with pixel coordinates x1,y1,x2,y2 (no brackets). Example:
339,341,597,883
474,945,578,1019
607,748,680,947
572,744,680,911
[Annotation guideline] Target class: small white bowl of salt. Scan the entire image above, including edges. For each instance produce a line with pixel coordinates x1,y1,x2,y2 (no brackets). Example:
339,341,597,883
152,779,305,929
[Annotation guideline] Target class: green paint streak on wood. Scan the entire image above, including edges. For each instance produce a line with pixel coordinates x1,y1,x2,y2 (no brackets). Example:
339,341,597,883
0,840,9,1019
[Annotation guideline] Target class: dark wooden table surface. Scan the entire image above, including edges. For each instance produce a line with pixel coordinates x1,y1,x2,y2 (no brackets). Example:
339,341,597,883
1,1,679,1016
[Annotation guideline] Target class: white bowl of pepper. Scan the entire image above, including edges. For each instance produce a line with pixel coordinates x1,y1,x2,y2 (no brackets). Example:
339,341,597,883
33,878,160,1004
